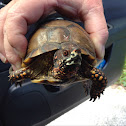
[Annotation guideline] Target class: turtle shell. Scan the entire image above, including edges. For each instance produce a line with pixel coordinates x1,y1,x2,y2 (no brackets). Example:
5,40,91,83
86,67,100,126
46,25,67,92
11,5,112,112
22,20,96,67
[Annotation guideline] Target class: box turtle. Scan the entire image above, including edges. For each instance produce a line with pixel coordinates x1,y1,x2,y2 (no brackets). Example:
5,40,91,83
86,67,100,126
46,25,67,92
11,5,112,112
9,20,107,101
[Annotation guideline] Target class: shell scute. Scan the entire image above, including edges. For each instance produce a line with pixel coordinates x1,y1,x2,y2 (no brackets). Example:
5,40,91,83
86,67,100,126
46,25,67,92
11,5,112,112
24,20,96,66
67,23,96,58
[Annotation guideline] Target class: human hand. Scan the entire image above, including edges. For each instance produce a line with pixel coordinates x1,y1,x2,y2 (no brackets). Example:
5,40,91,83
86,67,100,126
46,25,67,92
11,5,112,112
0,0,108,70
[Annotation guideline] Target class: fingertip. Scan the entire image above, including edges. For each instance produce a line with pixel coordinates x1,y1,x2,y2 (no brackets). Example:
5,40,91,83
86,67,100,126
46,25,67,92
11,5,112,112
89,27,109,59
4,46,22,70
91,36,105,59
96,43,105,59
0,53,8,63
12,61,22,71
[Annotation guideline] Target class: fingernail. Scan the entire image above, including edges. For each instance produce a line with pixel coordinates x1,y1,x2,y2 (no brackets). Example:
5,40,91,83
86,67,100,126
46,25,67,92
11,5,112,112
0,53,7,63
95,44,105,59
92,37,105,59
99,45,105,59
12,62,21,71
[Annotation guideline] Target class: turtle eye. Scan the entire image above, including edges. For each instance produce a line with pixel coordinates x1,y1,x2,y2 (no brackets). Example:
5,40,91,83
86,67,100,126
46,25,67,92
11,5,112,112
63,50,69,56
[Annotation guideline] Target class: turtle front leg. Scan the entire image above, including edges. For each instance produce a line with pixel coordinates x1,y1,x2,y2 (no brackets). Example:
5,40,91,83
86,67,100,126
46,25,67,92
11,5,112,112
85,67,107,102
9,67,31,86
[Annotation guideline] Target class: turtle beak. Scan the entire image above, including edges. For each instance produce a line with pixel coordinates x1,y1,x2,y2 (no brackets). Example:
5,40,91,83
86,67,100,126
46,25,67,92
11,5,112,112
65,49,82,66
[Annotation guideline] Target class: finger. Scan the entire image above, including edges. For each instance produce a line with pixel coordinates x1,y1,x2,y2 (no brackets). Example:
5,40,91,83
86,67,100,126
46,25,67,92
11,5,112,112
79,0,109,59
4,14,28,70
56,0,108,59
4,0,57,70
0,1,15,63
4,31,22,70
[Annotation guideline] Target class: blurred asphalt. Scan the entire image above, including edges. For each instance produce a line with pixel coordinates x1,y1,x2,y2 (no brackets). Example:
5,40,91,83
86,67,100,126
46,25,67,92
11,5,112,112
48,85,126,126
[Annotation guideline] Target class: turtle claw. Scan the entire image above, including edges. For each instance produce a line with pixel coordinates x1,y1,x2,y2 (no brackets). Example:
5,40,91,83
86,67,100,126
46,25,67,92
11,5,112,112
89,97,97,102
19,83,22,87
101,91,104,95
98,95,100,98
9,79,14,85
15,81,22,87
89,89,102,102
89,98,92,101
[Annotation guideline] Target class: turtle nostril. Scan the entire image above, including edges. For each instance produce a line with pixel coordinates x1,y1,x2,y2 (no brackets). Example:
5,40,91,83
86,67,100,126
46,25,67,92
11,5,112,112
75,49,81,53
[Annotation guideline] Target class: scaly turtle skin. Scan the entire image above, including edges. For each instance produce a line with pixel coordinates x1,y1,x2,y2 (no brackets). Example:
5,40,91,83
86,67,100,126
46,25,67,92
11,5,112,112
9,20,107,101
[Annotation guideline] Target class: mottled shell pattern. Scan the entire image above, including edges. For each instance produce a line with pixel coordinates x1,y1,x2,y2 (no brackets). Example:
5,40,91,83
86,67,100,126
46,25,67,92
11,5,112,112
22,20,96,67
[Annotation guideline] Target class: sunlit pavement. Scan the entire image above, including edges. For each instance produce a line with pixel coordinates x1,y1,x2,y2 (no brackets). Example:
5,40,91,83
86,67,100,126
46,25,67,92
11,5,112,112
48,85,126,126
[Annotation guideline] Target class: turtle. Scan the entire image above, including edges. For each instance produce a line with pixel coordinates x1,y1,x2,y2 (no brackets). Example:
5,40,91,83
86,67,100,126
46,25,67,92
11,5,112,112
9,19,107,101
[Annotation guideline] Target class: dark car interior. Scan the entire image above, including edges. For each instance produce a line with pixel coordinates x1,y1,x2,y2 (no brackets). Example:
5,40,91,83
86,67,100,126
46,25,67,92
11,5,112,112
0,0,126,126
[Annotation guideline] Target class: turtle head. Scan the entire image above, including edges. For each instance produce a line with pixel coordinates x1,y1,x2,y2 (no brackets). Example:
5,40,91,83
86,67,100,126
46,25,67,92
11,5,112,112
52,42,82,80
